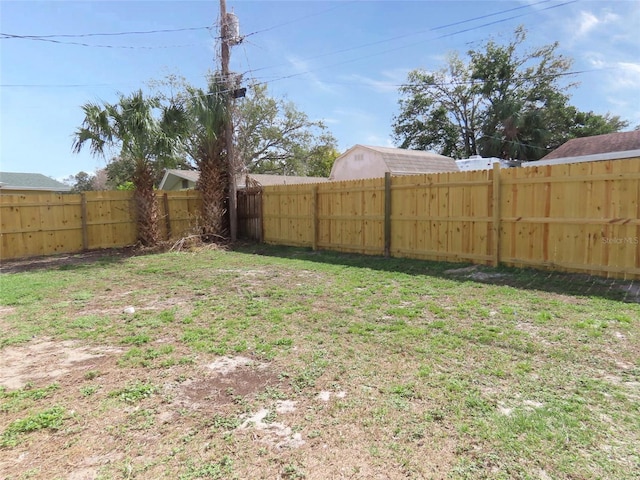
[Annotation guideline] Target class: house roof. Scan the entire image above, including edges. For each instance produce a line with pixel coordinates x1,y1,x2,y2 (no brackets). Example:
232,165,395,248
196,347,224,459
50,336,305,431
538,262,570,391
349,145,458,174
0,171,71,191
161,169,200,185
541,131,640,160
159,169,328,190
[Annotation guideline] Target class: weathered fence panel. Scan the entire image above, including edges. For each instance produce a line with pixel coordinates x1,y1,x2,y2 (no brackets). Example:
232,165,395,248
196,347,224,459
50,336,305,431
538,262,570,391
238,187,262,241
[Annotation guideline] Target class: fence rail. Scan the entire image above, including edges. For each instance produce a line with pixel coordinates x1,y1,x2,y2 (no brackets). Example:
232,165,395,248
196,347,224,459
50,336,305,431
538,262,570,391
1,158,638,279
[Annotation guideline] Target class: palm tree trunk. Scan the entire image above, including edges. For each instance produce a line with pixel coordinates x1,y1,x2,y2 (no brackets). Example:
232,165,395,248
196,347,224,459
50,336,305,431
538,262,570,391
197,155,227,242
133,162,159,246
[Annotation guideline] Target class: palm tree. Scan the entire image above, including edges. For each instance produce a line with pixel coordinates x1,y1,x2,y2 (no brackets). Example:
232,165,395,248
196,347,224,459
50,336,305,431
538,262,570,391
182,79,230,241
73,90,183,246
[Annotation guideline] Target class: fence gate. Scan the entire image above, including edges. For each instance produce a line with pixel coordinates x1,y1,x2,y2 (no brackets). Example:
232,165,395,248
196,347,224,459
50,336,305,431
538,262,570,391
237,186,263,241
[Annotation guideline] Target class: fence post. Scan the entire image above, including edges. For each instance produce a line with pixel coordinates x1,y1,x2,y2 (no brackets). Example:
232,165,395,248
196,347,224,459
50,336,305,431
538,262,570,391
311,185,319,250
492,162,501,267
80,193,89,251
384,172,392,258
163,193,171,240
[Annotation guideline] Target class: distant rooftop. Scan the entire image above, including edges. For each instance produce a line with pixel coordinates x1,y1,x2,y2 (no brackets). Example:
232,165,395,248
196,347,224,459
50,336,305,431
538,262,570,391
541,131,640,160
0,171,71,192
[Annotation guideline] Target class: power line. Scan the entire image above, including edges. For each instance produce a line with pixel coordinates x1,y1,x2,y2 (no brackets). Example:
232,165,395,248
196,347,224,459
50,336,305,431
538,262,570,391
1,67,616,90
244,0,559,76
247,0,577,88
0,33,201,49
0,26,211,39
242,3,352,39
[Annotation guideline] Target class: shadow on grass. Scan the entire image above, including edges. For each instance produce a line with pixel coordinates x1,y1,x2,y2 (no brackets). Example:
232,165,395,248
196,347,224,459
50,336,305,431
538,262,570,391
233,243,640,304
0,247,142,275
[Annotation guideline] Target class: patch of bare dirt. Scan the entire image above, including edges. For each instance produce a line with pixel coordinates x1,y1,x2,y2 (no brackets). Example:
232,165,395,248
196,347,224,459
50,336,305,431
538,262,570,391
170,359,281,410
0,339,122,389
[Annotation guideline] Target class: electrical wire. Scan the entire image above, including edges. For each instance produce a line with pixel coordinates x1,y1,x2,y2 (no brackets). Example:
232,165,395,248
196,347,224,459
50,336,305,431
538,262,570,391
243,0,561,76
0,25,211,39
242,3,352,39
0,33,202,49
244,0,578,88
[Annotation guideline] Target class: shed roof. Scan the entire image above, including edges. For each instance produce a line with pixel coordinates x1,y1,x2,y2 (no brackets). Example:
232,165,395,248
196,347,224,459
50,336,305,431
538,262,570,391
348,145,458,174
541,131,640,160
240,173,329,188
0,172,71,191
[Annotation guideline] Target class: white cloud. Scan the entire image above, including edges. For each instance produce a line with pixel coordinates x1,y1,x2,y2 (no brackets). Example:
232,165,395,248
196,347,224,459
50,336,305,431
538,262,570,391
577,11,599,36
340,68,410,94
575,10,621,37
285,55,333,93
611,62,640,89
363,134,394,147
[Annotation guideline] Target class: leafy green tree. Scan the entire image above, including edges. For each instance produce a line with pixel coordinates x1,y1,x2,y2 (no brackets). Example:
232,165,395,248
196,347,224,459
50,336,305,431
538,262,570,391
104,156,135,189
394,52,482,158
65,171,95,193
469,27,574,159
235,84,338,176
306,142,341,177
393,27,629,161
565,110,628,139
72,90,183,246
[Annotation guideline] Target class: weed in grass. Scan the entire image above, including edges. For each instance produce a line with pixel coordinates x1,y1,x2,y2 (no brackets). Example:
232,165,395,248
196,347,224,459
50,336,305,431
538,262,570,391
208,413,241,431
282,462,306,479
158,308,176,323
84,370,101,380
118,346,174,368
122,334,151,346
390,383,419,400
126,408,156,431
179,456,233,480
263,409,277,423
71,291,93,303
535,311,553,324
257,387,288,401
108,381,156,403
1,406,66,447
0,383,60,412
79,385,100,397
427,303,448,318
291,351,328,392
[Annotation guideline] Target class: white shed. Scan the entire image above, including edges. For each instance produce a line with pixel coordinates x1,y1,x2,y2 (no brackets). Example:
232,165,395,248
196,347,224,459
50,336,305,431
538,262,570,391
329,145,458,181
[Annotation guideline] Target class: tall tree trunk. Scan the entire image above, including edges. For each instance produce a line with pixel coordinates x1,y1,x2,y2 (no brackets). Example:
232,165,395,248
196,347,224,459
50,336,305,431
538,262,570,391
197,153,227,242
133,161,159,246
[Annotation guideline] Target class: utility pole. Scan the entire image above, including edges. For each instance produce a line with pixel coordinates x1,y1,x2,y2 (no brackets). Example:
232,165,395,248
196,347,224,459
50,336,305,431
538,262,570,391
220,0,238,241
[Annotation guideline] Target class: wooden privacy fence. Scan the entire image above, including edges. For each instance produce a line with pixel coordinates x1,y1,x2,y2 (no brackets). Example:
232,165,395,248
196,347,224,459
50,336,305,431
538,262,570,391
261,157,640,280
0,190,201,260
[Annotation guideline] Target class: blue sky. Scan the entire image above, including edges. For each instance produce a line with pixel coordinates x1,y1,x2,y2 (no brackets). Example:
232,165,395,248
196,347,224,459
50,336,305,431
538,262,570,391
1,0,639,180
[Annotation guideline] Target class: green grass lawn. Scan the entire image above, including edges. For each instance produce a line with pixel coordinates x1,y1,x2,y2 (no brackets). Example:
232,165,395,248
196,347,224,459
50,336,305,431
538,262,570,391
0,245,638,479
